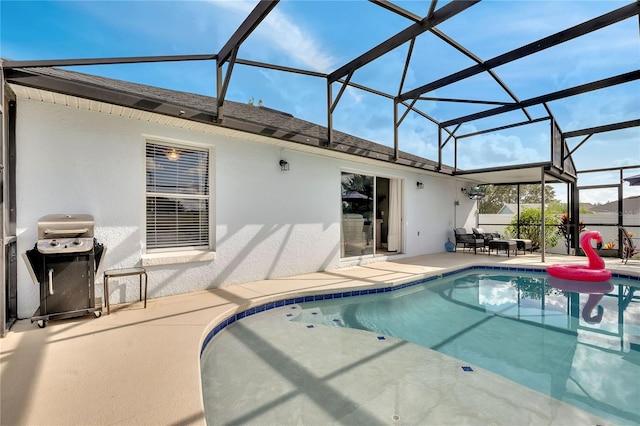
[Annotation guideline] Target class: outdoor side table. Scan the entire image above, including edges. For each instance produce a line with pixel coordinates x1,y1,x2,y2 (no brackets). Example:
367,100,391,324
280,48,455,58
103,267,148,315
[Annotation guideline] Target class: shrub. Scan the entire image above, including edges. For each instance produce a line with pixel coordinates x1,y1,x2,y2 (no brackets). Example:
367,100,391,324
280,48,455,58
556,213,585,254
505,208,561,251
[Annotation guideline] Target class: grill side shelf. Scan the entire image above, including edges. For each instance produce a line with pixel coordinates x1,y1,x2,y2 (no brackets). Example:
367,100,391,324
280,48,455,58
23,246,43,286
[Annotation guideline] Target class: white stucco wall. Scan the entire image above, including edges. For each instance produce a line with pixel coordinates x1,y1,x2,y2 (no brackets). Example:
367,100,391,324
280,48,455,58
14,96,473,318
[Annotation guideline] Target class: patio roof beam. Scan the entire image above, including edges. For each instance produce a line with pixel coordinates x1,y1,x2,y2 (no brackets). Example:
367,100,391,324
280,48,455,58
331,76,456,138
456,116,550,139
330,72,456,145
328,0,479,84
339,79,391,99
400,2,640,101
217,0,279,65
453,161,552,176
429,28,532,121
402,102,454,137
426,0,438,20
216,46,239,122
441,124,461,148
397,98,418,126
369,0,422,22
236,58,327,78
330,72,353,114
564,134,592,161
397,38,416,96
416,96,512,106
238,57,404,103
1,54,217,69
578,164,640,174
562,118,640,138
440,70,640,127
216,1,279,121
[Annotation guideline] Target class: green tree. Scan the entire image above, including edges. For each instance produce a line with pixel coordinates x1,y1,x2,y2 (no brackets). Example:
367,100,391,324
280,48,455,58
479,185,517,213
479,184,558,213
504,207,560,251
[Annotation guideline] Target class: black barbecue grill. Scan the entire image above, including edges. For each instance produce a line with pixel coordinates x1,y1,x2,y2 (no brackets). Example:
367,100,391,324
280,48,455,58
25,214,105,328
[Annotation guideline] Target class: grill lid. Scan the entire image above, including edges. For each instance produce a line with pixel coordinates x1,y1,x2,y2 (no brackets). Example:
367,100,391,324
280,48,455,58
37,214,95,254
38,214,94,239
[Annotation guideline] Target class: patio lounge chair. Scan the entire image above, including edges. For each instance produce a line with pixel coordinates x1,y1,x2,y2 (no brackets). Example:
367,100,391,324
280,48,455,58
474,228,532,255
618,226,639,264
472,228,500,241
454,228,485,254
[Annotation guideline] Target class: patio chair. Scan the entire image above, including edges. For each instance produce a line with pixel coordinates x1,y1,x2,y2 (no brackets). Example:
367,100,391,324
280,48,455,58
618,226,639,264
454,228,485,254
472,228,499,241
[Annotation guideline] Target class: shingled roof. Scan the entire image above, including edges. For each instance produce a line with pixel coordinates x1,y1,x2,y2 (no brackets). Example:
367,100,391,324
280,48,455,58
5,65,450,175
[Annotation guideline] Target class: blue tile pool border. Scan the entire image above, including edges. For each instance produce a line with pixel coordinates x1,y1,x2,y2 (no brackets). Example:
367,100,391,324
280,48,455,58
200,265,640,357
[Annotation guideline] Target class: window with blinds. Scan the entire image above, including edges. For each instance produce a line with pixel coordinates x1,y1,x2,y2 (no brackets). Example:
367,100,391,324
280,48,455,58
145,142,210,251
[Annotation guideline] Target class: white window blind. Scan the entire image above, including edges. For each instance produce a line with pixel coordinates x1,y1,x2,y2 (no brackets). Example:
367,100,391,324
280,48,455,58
145,142,210,250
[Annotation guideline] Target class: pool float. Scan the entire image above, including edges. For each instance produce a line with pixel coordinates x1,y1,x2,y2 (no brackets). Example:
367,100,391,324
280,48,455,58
547,231,612,282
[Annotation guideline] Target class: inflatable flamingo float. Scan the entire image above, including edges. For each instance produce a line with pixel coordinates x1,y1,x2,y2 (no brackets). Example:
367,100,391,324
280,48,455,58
547,230,613,323
547,230,612,282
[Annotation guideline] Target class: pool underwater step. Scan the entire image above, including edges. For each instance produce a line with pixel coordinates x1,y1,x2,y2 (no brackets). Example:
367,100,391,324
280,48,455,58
201,305,612,425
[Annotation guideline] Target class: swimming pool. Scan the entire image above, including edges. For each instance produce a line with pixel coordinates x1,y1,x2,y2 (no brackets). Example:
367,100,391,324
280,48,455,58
291,269,640,424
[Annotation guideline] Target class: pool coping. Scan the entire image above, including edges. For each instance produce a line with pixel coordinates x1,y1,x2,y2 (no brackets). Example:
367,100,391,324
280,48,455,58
200,264,640,356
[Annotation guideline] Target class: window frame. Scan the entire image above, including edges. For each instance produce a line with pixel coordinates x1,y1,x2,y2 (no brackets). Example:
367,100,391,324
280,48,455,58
144,137,213,254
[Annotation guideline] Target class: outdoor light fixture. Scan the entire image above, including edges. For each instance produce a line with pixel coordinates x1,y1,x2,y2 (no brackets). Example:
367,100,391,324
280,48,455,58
279,159,289,171
165,148,181,162
416,181,424,189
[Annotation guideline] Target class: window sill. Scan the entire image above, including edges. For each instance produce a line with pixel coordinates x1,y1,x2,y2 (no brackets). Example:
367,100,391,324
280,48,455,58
141,250,216,267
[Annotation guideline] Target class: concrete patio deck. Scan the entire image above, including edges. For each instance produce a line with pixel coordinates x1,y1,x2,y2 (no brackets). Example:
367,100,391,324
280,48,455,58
1,252,638,425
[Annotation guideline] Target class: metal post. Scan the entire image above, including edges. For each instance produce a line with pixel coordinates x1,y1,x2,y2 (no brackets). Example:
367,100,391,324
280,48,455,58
541,167,546,263
326,81,333,146
516,184,521,238
571,181,580,255
437,126,442,170
393,99,399,160
618,169,624,258
1,71,5,336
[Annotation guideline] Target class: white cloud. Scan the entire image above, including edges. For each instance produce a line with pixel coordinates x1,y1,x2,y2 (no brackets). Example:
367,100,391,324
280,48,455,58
212,1,336,73
456,131,546,170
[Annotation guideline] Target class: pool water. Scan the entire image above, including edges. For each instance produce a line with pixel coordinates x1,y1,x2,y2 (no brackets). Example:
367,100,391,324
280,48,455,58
293,270,640,424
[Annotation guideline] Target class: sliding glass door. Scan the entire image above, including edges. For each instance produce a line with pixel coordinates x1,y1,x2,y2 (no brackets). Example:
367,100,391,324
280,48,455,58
341,172,402,258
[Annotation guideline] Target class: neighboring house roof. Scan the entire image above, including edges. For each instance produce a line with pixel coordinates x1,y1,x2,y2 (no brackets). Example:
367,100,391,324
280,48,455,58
4,65,450,175
497,203,541,214
585,196,640,214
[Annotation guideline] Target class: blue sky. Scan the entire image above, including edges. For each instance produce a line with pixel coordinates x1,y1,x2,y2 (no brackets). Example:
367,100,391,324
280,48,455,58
1,0,639,203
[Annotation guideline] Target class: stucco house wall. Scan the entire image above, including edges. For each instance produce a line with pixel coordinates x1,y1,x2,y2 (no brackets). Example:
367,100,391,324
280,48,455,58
14,95,473,319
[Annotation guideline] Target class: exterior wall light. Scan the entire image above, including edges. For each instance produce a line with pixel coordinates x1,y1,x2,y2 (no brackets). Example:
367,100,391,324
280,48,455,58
279,159,289,171
416,181,424,189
